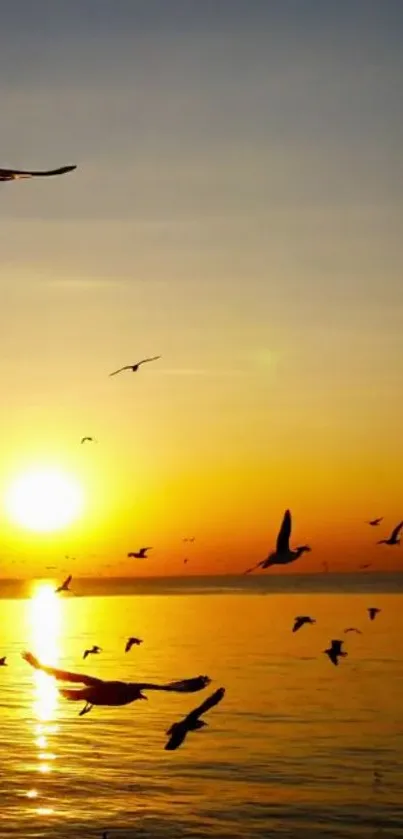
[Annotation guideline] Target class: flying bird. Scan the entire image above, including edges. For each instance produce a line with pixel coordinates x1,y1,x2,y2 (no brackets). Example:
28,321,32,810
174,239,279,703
183,537,195,543
377,521,403,546
324,639,347,666
183,558,189,564
367,518,383,526
22,651,211,716
344,627,362,634
83,645,102,660
127,547,152,559
0,164,76,181
81,436,97,444
292,616,316,633
125,637,143,653
359,563,371,570
244,510,311,573
109,357,161,377
55,574,72,593
165,687,225,751
368,608,381,621
0,657,7,666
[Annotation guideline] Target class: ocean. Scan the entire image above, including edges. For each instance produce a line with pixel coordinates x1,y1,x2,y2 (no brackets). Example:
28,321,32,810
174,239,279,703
0,574,402,838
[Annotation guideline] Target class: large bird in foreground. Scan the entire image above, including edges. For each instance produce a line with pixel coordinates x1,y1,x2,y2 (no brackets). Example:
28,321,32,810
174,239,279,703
22,652,211,716
324,639,347,666
377,521,403,546
0,165,76,181
109,357,161,376
165,687,225,751
245,510,311,574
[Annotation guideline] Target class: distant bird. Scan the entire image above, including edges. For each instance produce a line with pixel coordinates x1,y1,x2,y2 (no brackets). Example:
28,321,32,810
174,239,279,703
109,357,161,377
81,436,96,444
244,510,311,573
183,537,195,543
359,563,371,570
22,651,211,716
0,656,7,666
368,518,383,526
127,547,152,559
322,562,329,573
368,607,381,621
83,645,102,660
292,615,315,633
165,687,225,751
0,164,76,182
377,521,403,546
344,627,362,634
183,558,189,564
55,574,72,593
324,639,347,666
125,637,142,653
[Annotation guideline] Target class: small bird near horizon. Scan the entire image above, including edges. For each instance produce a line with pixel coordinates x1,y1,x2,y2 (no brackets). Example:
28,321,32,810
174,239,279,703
165,687,225,751
0,164,76,181
377,522,403,546
81,436,97,444
344,627,362,634
367,518,383,526
109,357,161,377
183,537,195,543
368,607,381,621
244,510,311,574
359,563,371,570
127,547,152,559
125,637,143,652
324,639,347,666
55,574,72,594
292,615,316,633
0,656,7,666
83,645,102,660
22,651,211,716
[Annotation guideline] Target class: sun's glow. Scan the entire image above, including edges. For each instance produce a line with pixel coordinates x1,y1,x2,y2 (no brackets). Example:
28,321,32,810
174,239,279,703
5,468,83,532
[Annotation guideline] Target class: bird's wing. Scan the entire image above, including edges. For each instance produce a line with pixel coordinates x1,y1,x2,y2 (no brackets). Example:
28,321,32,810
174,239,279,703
164,724,187,751
244,560,264,575
276,509,291,553
0,165,76,178
138,356,161,365
109,366,131,376
137,675,211,694
293,618,303,632
185,687,226,724
22,652,101,685
391,521,403,540
63,575,72,587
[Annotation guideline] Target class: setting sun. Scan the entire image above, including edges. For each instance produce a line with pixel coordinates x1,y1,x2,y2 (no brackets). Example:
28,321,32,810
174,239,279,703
5,468,83,533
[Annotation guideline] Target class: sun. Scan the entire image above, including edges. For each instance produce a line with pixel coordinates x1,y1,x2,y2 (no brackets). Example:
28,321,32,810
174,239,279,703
5,468,83,532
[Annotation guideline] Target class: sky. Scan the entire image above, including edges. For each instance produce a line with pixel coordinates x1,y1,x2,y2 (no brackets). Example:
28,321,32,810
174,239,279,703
0,0,402,578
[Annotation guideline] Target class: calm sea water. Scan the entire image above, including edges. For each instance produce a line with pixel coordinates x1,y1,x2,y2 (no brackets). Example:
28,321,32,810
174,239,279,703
0,574,402,838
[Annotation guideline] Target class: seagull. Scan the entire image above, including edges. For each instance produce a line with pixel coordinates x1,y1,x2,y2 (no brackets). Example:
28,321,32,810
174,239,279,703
368,517,383,526
0,656,7,666
125,637,143,653
244,510,311,573
344,627,362,634
377,521,403,546
55,574,72,593
324,639,347,666
83,645,102,660
183,537,195,543
109,357,161,377
0,164,76,182
164,687,225,751
359,563,371,570
368,607,381,621
127,547,152,559
183,558,189,564
22,651,211,716
81,436,97,444
292,616,316,633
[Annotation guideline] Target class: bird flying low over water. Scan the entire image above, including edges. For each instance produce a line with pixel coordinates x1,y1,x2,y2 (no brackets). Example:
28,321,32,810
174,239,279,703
127,547,152,559
22,651,211,716
125,637,143,652
244,510,311,574
109,357,161,376
292,616,316,633
368,608,381,621
0,656,7,666
183,537,195,543
0,164,76,181
324,639,347,666
344,627,362,634
377,521,403,546
165,687,225,751
55,574,72,593
368,517,383,526
81,436,96,444
83,646,102,660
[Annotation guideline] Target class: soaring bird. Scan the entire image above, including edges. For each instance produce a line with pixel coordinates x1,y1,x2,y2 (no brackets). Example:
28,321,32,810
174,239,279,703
55,574,72,593
0,165,76,181
127,547,152,559
183,537,195,543
292,615,315,633
83,645,102,660
81,436,96,444
324,639,347,666
109,357,161,377
0,656,7,666
125,637,143,653
368,607,381,621
165,687,225,751
244,510,311,573
359,563,371,570
22,651,211,716
377,521,403,546
368,517,383,526
344,627,362,634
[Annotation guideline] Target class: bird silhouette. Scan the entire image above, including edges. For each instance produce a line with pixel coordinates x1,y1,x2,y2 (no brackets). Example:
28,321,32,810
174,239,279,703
109,357,161,376
183,537,195,543
368,608,381,621
292,615,315,633
81,436,96,444
83,645,102,660
359,563,371,570
183,558,189,564
0,656,7,666
0,164,76,181
368,517,383,526
344,627,362,634
244,510,311,573
127,547,152,559
55,574,72,593
377,521,403,546
324,639,347,666
165,687,225,751
22,651,211,716
125,637,143,652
